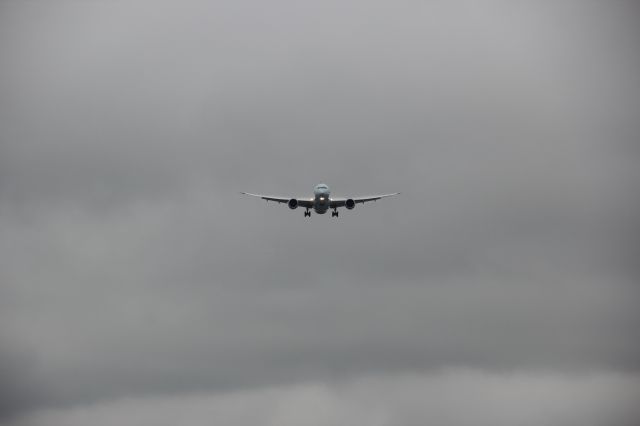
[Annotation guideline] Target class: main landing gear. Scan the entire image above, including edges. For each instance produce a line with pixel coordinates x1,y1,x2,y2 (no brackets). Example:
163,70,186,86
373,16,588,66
332,209,339,217
304,209,311,217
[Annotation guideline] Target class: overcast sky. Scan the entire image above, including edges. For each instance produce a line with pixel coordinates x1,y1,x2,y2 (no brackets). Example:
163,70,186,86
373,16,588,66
1,1,639,425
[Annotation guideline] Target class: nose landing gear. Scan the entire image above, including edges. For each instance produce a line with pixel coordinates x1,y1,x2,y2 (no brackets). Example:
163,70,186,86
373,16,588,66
332,209,339,217
304,209,311,217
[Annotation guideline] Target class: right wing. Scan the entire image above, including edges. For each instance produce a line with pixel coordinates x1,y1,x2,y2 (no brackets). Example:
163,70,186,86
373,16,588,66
330,192,400,208
240,192,314,208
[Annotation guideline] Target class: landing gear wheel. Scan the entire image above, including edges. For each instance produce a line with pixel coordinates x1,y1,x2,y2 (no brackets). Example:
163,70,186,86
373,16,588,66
304,210,311,217
332,210,339,217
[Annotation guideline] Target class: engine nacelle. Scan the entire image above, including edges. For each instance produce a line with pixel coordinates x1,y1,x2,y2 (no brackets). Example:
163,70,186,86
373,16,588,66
288,198,299,209
345,198,355,210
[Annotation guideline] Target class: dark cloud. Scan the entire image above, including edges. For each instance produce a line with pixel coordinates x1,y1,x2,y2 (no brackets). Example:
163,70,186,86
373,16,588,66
0,0,639,423
0,344,40,419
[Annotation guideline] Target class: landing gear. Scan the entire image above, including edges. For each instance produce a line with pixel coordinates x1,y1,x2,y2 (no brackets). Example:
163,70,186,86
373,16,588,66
304,209,311,217
332,209,339,217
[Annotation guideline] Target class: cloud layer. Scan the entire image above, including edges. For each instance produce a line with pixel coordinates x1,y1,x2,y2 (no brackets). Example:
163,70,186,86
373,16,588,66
7,371,640,426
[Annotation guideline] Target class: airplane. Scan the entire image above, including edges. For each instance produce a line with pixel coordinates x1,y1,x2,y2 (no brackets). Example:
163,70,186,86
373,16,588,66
241,183,400,217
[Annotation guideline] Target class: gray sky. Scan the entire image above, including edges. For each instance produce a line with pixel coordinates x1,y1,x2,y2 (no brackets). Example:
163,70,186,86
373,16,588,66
1,1,639,425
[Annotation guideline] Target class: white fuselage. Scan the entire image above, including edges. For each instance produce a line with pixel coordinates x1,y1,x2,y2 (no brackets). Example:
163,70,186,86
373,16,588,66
313,183,330,214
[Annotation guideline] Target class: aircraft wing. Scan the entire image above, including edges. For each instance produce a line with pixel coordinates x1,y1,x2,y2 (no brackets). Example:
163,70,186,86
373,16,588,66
240,192,314,208
330,192,400,208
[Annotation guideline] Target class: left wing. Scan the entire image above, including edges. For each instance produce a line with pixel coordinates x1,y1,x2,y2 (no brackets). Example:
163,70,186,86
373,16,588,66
330,192,400,208
240,192,314,208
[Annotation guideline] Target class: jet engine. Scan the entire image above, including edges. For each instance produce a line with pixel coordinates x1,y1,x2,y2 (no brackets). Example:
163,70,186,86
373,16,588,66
288,199,298,209
345,198,355,210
